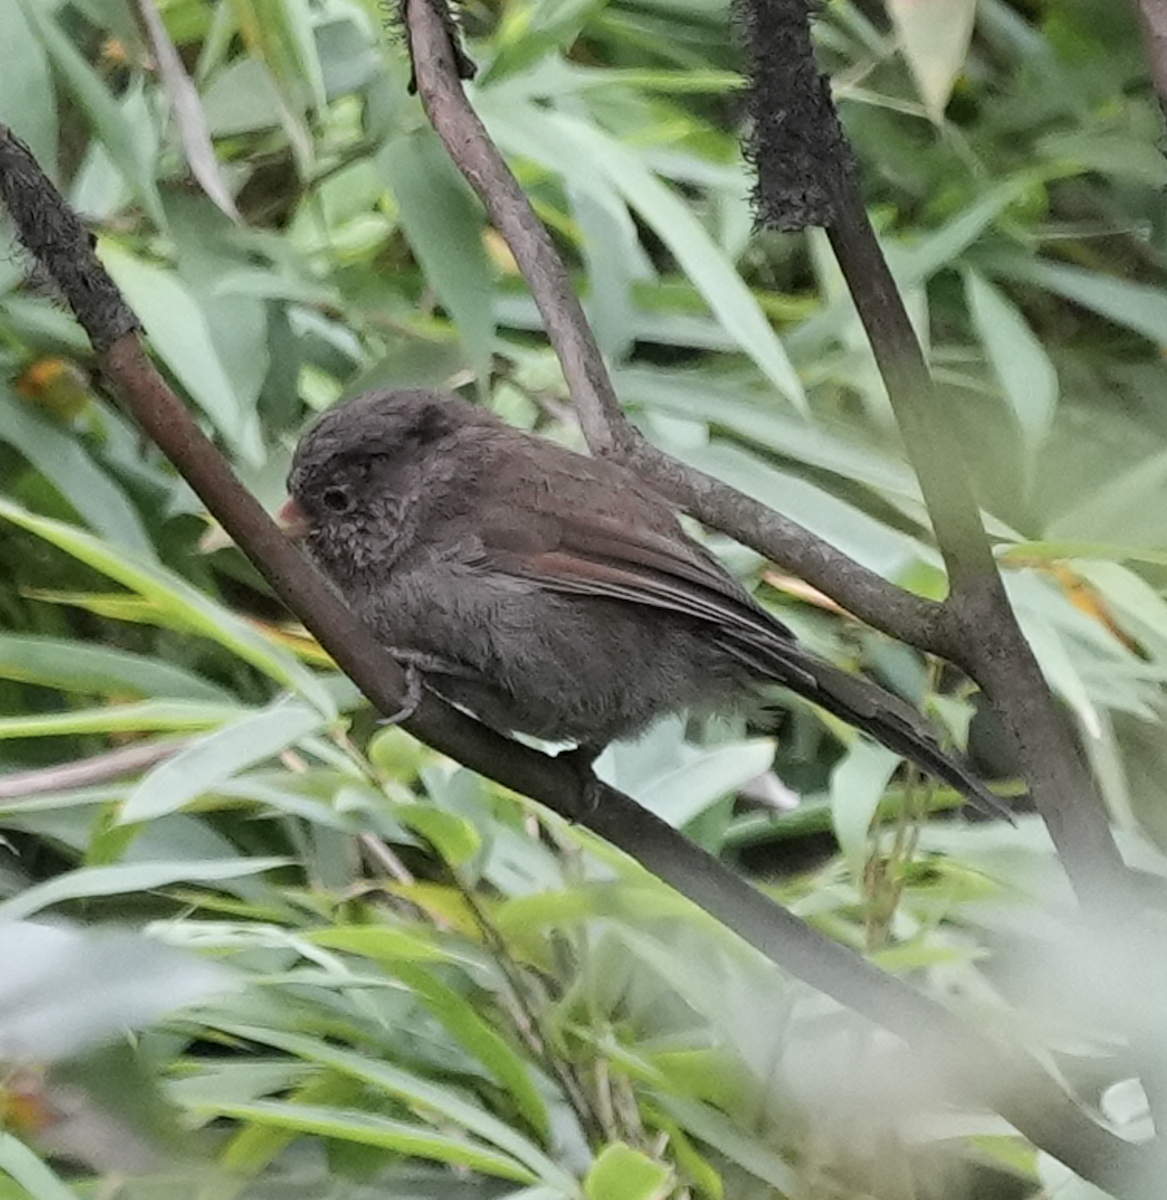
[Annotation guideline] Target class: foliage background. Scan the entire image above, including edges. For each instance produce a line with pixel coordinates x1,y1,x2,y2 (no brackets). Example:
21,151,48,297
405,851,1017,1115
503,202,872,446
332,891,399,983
0,0,1164,1196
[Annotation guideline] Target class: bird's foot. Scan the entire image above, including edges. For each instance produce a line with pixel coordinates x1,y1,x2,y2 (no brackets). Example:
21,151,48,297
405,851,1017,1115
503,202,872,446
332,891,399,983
377,662,424,726
555,744,605,819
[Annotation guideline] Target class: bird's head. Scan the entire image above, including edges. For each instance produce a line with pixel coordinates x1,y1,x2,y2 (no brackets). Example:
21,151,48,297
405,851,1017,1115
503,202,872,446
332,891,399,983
281,388,481,578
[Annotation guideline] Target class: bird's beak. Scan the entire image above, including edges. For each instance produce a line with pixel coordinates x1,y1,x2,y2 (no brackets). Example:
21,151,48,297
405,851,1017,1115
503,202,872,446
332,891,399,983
277,497,312,542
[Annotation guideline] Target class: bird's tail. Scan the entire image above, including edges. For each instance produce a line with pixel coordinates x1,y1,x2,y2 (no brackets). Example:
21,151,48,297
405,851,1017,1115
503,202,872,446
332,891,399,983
716,634,1014,822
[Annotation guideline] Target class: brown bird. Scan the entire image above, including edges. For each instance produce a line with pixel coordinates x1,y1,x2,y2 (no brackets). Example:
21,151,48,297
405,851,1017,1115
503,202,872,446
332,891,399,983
283,388,1011,819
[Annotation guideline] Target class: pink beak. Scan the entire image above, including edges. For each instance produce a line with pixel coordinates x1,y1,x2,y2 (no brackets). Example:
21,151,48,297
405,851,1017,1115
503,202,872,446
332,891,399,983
277,497,312,541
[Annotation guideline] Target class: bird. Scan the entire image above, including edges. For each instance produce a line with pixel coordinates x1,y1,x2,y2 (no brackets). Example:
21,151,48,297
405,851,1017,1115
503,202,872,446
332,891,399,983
281,388,1011,820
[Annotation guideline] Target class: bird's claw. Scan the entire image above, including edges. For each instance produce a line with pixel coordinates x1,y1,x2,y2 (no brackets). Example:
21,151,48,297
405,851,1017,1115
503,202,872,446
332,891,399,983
556,744,605,817
378,662,424,726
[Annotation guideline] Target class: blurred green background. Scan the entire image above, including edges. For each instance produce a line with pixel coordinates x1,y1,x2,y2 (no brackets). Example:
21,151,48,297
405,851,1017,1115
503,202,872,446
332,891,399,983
0,0,1164,1196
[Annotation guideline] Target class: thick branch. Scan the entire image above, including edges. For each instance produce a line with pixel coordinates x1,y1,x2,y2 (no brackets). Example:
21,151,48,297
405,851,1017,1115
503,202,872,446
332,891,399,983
0,121,1150,1191
826,166,1129,910
824,189,998,595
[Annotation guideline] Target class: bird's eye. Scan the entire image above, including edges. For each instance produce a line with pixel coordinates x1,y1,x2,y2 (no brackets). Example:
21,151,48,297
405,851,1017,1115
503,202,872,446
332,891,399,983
320,486,353,514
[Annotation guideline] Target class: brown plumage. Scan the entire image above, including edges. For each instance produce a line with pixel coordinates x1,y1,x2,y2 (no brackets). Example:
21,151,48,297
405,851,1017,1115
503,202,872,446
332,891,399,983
285,388,1010,820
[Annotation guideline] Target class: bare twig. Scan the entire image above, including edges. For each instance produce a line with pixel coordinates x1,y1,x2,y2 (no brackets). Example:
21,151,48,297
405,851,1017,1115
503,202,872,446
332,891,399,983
400,0,628,457
0,741,186,800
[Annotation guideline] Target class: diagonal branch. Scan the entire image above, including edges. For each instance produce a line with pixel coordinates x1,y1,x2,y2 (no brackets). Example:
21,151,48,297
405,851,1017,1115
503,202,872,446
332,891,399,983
0,120,1150,1193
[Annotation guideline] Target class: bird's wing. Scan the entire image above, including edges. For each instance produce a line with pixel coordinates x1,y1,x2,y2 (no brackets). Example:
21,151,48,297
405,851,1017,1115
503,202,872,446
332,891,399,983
472,504,820,690
470,500,1013,821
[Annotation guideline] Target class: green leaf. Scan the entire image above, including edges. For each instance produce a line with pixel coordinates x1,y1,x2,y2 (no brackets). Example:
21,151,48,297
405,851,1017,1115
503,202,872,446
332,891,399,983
0,387,153,554
830,742,899,877
18,592,188,628
487,104,806,408
0,2,56,172
306,926,448,962
632,739,777,828
584,1143,671,1200
381,132,495,381
0,699,243,740
485,0,606,83
393,803,482,866
120,696,331,823
0,499,336,715
97,241,264,463
389,960,550,1140
1013,596,1102,739
0,1133,80,1200
17,0,163,226
616,366,918,499
211,1025,572,1188
228,0,323,171
675,441,921,576
963,269,1058,455
993,256,1167,346
997,541,1167,569
0,921,232,1061
652,1095,801,1195
0,858,288,922
886,0,976,118
192,1100,536,1183
898,183,1027,282
1038,129,1167,187
137,0,240,221
1046,450,1167,546
0,634,231,703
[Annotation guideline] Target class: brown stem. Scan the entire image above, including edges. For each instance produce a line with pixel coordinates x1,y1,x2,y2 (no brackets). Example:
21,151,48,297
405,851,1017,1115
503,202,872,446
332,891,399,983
824,184,998,594
0,740,186,800
825,174,1130,908
402,0,629,457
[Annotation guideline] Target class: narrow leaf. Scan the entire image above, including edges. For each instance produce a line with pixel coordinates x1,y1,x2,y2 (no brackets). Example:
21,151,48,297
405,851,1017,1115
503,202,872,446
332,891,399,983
0,859,289,922
0,700,242,740
213,1025,571,1187
886,0,976,119
120,696,330,822
0,1133,80,1200
134,0,240,221
98,241,264,462
0,499,335,715
382,131,495,380
585,1142,671,1200
0,386,152,555
0,634,231,702
964,269,1058,454
831,742,899,877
